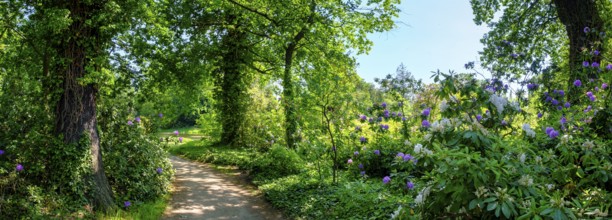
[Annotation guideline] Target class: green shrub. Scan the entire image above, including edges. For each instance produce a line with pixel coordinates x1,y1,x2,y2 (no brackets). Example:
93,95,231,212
247,144,304,183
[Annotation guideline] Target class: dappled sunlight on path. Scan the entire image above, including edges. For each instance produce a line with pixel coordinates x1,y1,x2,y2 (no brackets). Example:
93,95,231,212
163,156,283,220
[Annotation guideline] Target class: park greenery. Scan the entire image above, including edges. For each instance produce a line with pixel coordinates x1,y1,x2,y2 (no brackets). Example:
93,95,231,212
1,0,611,219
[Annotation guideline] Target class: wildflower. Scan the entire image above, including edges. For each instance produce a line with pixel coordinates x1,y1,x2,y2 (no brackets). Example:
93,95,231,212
403,154,413,162
422,108,431,117
359,136,366,143
173,130,179,136
537,112,543,118
564,102,571,108
135,117,141,123
156,167,163,174
358,164,364,169
381,102,387,108
354,151,359,156
592,62,600,68
406,181,415,190
16,164,24,172
602,83,609,89
0,149,4,156
584,27,590,33
583,61,590,67
374,150,380,155
421,120,431,128
179,137,183,143
476,114,482,121
127,120,133,126
383,176,391,184
573,80,582,87
347,159,353,164
124,201,131,208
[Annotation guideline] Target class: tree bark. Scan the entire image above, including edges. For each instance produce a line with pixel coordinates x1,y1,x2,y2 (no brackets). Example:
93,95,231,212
218,13,248,146
53,0,115,211
553,0,604,103
283,43,299,148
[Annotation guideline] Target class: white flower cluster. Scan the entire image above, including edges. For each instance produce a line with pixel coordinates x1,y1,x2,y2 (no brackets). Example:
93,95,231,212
414,185,432,205
439,100,449,112
431,118,452,133
522,123,536,138
582,140,595,150
489,94,508,115
518,175,534,187
414,143,433,156
561,134,572,144
519,153,526,163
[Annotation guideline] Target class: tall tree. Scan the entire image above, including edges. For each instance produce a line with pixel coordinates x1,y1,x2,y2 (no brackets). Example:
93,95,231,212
471,0,609,102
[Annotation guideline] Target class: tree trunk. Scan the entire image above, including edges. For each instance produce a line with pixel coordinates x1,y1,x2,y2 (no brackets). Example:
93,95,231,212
553,0,604,103
283,44,299,149
218,14,248,146
53,0,115,211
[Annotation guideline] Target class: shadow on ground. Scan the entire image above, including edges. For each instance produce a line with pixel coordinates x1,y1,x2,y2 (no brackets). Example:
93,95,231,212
163,156,284,220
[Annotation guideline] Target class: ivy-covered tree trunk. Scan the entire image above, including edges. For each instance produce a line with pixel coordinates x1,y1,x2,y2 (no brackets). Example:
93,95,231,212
553,0,604,103
52,1,115,211
283,43,299,149
217,13,248,146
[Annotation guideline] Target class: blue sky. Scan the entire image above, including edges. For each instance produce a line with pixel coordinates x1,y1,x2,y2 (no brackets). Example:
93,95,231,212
355,0,490,84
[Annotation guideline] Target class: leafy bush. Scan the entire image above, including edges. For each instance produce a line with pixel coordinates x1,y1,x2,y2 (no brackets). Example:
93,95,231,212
247,144,304,183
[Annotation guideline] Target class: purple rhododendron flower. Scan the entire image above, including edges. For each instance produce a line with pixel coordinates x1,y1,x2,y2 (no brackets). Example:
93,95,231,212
159,113,163,118
573,80,582,87
586,91,593,97
593,50,600,56
360,115,367,121
583,61,590,67
406,181,414,190
124,201,131,208
584,27,590,33
0,149,4,156
383,176,391,184
398,102,403,107
556,106,563,111
384,110,390,118
360,171,366,176
501,120,508,126
551,99,559,105
564,102,571,108
135,117,141,123
422,120,430,128
173,130,179,136
527,83,538,90
354,151,359,156
368,118,374,123
397,152,405,158
537,112,543,118
606,64,612,71
401,117,406,121
422,108,431,117
557,90,565,96
403,154,413,162
16,164,23,172
584,105,592,113
381,102,387,108
381,124,389,130
347,159,353,164
355,126,361,131
179,137,183,143
127,120,133,126
589,96,596,102
360,136,366,143
374,150,380,155
156,167,163,174
358,164,364,169
545,96,552,102
549,130,559,139
397,112,403,117
511,53,518,58
476,114,482,121
560,117,567,124
603,83,609,89
592,62,600,68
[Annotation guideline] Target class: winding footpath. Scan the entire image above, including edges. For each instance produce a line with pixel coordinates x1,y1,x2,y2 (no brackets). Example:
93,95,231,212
163,156,284,220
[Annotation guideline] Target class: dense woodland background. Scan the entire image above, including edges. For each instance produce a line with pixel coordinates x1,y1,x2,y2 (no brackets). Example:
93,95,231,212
0,0,611,219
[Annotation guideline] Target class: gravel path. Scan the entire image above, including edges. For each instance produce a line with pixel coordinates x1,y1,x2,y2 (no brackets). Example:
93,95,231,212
163,156,284,220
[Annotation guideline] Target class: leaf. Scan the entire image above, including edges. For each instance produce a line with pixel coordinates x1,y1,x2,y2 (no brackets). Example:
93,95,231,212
552,209,566,220
540,208,554,216
487,201,497,211
469,199,479,210
501,202,511,218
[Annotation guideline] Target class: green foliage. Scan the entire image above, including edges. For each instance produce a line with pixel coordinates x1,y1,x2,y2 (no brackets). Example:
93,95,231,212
247,144,304,183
